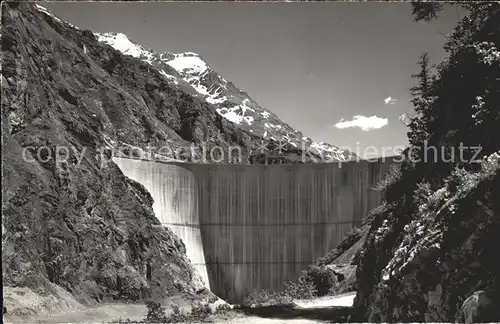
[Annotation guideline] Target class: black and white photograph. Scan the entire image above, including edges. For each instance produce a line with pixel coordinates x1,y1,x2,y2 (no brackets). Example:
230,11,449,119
2,1,499,323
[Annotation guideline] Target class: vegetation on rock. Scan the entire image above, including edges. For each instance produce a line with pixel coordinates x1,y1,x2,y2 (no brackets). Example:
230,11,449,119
350,3,500,322
112,300,233,323
242,274,318,307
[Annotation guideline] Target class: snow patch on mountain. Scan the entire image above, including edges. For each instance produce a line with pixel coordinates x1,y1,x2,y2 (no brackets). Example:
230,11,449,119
164,52,232,106
167,53,208,75
310,142,350,160
207,95,228,105
265,123,283,130
159,70,179,85
98,33,152,61
217,99,255,125
96,32,183,87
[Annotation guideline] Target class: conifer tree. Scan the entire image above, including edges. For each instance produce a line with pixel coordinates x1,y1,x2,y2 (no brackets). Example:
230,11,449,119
408,52,434,151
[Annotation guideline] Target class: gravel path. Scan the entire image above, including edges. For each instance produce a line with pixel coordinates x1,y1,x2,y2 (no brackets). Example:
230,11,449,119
213,314,325,323
293,291,356,309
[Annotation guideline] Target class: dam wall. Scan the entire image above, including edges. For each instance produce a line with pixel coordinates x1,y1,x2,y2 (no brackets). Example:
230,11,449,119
113,158,211,289
113,157,395,303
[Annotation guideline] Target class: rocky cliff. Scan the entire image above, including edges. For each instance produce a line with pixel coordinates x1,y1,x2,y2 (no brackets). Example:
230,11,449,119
353,158,500,322
1,2,217,316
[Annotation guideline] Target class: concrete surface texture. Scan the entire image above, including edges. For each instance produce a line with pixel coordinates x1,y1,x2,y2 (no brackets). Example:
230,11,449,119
113,157,394,302
113,159,211,290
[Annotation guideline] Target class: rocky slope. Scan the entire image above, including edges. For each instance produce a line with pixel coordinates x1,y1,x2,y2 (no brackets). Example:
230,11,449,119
353,157,500,322
1,2,223,317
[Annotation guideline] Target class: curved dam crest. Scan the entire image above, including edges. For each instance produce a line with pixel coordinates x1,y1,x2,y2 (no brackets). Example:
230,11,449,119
113,157,395,302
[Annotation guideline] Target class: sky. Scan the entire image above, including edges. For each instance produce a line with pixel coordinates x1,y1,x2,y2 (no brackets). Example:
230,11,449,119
43,2,462,158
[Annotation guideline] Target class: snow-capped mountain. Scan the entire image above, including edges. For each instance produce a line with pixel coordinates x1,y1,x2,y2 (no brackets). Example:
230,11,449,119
96,32,354,161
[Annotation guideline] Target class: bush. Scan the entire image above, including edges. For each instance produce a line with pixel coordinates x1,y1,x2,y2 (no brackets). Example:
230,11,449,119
110,319,139,324
215,303,232,312
140,301,236,323
374,164,403,196
143,301,191,323
165,305,189,323
303,265,338,296
188,303,212,322
317,226,365,266
243,289,285,307
242,275,318,307
145,301,168,323
283,277,317,300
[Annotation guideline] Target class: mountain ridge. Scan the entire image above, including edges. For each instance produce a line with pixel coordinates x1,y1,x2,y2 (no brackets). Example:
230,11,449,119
94,30,355,162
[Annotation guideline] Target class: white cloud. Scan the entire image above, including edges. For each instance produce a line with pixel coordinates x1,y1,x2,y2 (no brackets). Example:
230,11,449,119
334,115,389,131
384,96,397,105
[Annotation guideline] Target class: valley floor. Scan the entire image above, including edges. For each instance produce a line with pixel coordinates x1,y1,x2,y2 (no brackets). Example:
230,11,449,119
3,293,356,324
4,304,325,324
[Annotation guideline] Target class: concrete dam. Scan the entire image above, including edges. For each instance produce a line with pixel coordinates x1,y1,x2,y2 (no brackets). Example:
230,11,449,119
113,157,395,303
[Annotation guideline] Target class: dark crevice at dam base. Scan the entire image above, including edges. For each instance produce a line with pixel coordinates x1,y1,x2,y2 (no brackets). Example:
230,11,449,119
240,304,352,321
113,156,396,303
